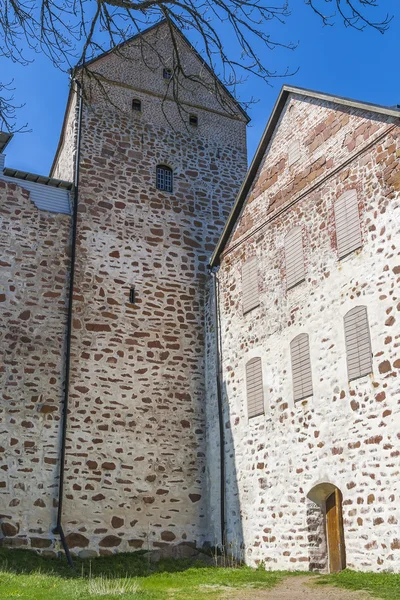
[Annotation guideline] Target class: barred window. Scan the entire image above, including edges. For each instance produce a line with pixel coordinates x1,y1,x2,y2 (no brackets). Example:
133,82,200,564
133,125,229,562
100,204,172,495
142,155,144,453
132,99,142,112
156,165,173,193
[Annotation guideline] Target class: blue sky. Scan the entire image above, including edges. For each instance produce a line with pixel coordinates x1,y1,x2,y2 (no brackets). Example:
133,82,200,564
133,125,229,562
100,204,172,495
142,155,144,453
1,1,399,176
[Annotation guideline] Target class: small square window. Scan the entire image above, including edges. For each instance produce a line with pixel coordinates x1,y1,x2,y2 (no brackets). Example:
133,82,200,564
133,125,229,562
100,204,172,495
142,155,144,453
163,68,172,80
189,114,198,127
132,99,142,112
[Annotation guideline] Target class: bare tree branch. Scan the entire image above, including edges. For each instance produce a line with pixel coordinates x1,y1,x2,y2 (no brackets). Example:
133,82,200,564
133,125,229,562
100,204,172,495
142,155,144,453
0,0,393,131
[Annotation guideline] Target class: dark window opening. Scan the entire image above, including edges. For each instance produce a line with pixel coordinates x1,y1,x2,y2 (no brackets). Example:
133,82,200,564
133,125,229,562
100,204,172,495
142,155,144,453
189,114,198,127
156,165,173,193
129,287,135,304
132,99,142,112
163,68,172,80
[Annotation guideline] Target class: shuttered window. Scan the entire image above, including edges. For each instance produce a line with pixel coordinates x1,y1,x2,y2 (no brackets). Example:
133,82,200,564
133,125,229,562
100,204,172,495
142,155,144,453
242,257,259,314
288,139,300,166
290,334,313,401
344,306,372,381
334,190,362,259
285,227,305,289
246,357,264,418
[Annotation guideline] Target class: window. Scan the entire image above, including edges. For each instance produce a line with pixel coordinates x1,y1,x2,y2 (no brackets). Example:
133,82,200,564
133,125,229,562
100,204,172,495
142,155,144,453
334,189,362,259
290,334,313,401
285,227,305,289
189,114,198,127
245,357,264,418
156,165,173,193
163,68,172,80
288,139,300,166
242,257,259,314
344,306,372,381
132,99,142,112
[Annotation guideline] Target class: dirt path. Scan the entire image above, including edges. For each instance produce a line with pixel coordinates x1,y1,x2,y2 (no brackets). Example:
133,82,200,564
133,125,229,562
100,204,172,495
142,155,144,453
228,576,372,599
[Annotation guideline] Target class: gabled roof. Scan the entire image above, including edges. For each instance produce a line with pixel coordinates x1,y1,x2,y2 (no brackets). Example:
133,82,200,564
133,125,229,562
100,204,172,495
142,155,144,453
0,132,13,154
76,19,250,123
209,85,400,268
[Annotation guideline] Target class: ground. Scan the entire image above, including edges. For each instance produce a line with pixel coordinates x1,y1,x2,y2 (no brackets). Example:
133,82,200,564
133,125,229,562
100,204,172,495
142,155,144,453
0,549,399,599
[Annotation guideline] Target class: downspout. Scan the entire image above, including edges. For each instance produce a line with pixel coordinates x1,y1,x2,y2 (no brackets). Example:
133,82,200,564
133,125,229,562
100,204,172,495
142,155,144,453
53,78,83,568
209,267,226,547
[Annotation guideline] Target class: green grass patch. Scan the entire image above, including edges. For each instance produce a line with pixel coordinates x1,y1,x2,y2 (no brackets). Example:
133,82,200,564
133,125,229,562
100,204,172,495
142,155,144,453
0,548,285,600
318,569,400,600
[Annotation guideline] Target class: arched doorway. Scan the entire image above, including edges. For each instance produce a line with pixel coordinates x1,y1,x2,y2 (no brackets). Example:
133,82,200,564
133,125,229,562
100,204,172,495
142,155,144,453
307,483,346,573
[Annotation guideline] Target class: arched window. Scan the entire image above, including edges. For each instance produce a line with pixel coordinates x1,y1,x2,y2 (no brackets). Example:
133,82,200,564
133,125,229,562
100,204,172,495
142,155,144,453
344,306,372,381
132,99,142,112
285,226,305,290
156,165,173,193
290,333,313,401
242,256,259,314
245,357,264,418
189,114,198,127
334,189,362,259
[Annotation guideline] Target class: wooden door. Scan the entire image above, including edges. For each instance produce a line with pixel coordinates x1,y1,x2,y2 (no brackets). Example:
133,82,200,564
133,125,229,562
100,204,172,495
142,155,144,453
326,489,346,572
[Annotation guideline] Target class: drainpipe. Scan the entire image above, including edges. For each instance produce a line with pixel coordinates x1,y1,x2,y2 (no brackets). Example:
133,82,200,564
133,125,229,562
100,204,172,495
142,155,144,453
209,267,226,547
53,78,83,568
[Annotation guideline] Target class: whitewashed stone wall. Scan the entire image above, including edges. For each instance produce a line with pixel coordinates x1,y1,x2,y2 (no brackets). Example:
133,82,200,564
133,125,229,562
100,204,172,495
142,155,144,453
207,93,400,572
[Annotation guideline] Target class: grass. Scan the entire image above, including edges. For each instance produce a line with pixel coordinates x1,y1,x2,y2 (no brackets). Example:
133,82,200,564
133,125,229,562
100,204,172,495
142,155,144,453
1,549,400,600
317,569,400,600
0,548,284,600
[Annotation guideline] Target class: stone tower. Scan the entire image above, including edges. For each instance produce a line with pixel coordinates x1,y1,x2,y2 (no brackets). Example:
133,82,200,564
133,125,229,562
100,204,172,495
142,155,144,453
47,21,248,554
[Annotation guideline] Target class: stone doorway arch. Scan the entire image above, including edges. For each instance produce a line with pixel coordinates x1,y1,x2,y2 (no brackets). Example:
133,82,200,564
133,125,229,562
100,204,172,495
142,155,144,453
307,482,346,573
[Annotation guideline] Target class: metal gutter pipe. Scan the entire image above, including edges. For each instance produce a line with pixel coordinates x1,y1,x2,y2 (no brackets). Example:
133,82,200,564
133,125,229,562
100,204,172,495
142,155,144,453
53,78,83,568
209,267,226,547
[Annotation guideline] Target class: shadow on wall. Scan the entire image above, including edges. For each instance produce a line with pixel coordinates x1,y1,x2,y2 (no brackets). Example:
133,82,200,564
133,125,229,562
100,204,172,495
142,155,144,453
306,497,328,572
221,380,245,564
307,482,346,573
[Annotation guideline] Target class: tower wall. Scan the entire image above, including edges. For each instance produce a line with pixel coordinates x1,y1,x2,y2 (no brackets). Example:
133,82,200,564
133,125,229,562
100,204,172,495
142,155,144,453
51,26,248,554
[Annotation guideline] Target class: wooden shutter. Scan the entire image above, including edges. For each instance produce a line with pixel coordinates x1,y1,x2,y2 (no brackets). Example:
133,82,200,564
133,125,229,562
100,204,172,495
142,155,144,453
285,227,305,289
246,357,264,418
344,306,372,381
288,139,300,166
242,257,259,314
334,190,362,259
290,333,313,401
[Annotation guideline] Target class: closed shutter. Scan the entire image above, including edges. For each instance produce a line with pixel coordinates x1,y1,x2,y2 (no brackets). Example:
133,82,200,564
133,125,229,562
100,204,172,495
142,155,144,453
290,333,313,401
285,227,305,289
242,257,259,314
334,190,362,259
246,357,264,418
288,139,300,166
344,306,372,381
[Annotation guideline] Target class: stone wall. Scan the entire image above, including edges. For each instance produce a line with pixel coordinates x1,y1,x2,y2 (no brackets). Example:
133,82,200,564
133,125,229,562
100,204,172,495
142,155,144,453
0,178,71,551
209,93,400,572
49,25,248,555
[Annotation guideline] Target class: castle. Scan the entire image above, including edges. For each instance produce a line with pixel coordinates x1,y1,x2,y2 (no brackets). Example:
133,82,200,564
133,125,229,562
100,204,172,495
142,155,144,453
1,20,400,574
